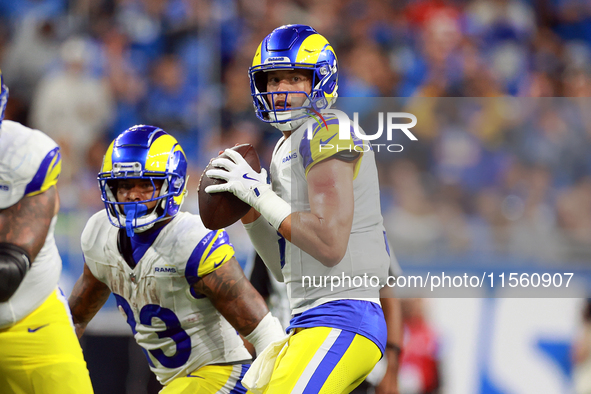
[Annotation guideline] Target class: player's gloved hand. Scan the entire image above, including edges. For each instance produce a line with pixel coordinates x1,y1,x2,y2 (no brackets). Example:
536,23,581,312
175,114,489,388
205,148,269,206
205,149,290,230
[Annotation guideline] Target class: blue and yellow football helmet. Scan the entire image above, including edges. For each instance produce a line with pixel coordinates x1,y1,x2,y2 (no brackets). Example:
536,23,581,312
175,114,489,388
0,70,9,128
249,24,338,132
98,125,188,237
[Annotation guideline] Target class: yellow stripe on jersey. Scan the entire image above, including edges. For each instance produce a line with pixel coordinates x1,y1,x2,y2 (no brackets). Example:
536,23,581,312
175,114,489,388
24,147,62,197
198,242,234,277
187,230,235,279
299,117,365,179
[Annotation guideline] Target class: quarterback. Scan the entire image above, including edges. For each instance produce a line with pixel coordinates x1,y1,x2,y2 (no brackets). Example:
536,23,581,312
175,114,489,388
206,25,396,393
0,72,94,393
68,125,285,393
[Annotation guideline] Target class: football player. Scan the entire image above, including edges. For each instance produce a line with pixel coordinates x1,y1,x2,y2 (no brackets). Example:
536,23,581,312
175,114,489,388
68,125,285,393
206,25,402,393
0,71,94,393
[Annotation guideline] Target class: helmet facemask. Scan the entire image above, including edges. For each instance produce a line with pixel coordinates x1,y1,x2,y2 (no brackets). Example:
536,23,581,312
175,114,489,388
250,63,337,131
101,176,173,237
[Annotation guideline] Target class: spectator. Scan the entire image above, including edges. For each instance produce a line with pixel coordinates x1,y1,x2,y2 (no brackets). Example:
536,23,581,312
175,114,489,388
29,36,113,189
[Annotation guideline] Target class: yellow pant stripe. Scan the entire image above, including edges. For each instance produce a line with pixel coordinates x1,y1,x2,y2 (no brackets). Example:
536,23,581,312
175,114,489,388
264,327,381,394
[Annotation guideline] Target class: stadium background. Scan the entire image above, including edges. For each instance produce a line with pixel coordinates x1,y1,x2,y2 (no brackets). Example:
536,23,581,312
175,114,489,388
1,0,591,393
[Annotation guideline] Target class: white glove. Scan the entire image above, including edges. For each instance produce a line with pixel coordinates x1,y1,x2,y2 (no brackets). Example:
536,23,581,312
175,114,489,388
205,149,291,230
205,148,269,206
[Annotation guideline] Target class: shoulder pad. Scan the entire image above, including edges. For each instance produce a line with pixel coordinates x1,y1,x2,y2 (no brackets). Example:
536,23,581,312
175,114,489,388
81,211,114,262
0,122,60,209
299,116,365,176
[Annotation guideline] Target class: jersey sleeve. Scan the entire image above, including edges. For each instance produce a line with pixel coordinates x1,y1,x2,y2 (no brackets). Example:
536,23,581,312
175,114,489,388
184,229,235,285
80,211,112,285
23,147,61,197
298,116,366,178
0,125,61,209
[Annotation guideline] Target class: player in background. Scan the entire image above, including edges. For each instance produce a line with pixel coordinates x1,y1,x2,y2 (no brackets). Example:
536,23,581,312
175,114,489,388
68,125,285,393
0,71,94,393
206,25,402,393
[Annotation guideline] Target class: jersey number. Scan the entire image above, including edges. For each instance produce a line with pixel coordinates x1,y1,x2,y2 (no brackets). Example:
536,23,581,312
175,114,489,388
114,294,191,369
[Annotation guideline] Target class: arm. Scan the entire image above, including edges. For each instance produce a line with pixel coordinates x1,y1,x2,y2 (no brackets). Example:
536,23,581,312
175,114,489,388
192,257,285,354
0,185,57,259
206,149,356,266
376,288,403,394
574,322,591,364
279,157,355,267
242,210,284,282
68,263,111,338
0,186,58,301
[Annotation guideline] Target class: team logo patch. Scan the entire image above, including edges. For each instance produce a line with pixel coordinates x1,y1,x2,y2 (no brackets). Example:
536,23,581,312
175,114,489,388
282,152,297,163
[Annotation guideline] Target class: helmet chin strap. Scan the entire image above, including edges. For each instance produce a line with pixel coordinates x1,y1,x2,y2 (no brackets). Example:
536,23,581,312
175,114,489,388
123,204,148,238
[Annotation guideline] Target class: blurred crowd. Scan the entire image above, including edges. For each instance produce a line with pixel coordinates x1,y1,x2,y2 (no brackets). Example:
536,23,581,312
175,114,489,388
377,97,591,264
1,0,590,266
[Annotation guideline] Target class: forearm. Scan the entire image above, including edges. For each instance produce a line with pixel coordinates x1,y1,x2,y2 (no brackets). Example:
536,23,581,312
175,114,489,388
68,296,107,338
68,298,105,339
377,292,402,394
195,259,269,336
195,258,285,354
73,321,88,338
0,187,56,260
244,214,284,282
213,275,269,336
68,265,111,338
380,291,403,349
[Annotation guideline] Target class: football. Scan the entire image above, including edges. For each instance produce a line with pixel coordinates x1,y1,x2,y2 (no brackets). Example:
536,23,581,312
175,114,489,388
198,144,261,230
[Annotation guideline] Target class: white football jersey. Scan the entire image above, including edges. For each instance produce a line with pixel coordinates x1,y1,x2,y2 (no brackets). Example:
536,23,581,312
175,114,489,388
269,116,391,314
81,211,252,385
0,120,62,328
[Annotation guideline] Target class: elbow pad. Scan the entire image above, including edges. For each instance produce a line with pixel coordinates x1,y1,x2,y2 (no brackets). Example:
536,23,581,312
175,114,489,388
0,243,31,302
